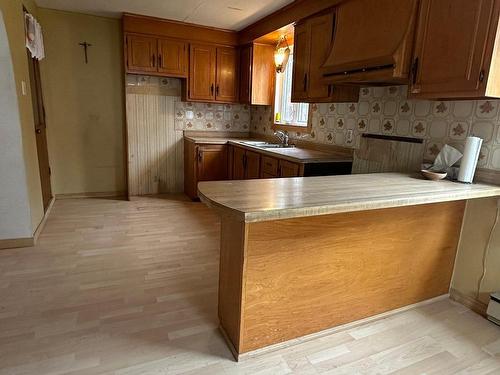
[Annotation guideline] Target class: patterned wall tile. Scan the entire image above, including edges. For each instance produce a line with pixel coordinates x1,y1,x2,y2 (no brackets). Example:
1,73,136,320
250,85,500,169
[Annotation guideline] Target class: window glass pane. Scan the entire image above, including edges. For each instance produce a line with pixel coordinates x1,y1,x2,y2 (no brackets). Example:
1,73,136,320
274,54,309,127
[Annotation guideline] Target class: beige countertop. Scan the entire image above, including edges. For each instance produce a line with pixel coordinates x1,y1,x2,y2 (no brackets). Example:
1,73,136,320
184,136,352,163
198,172,500,222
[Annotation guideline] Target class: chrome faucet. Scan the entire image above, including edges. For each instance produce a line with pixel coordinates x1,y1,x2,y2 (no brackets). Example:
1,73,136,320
274,130,289,147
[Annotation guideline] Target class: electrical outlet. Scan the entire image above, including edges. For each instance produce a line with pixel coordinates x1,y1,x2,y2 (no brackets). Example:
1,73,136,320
346,129,354,143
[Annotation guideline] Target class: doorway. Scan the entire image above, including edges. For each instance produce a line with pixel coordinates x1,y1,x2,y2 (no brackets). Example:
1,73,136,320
27,53,52,211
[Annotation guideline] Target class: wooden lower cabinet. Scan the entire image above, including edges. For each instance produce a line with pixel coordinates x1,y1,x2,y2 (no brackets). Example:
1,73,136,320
186,141,318,199
184,139,228,199
245,151,261,179
260,155,301,178
279,160,300,177
231,146,261,180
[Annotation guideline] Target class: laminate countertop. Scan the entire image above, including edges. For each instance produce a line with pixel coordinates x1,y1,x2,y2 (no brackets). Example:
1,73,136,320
198,172,500,222
184,136,352,163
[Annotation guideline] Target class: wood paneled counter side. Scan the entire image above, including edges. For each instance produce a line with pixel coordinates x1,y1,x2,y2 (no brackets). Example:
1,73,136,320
198,173,500,360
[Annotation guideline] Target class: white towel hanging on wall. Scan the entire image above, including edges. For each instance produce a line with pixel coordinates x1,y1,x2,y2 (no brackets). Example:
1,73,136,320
25,12,44,60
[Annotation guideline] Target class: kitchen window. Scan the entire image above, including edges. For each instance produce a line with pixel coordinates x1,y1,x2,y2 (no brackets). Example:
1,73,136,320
273,53,310,131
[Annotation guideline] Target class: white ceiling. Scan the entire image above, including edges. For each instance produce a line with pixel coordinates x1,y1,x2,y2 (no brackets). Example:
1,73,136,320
35,0,295,30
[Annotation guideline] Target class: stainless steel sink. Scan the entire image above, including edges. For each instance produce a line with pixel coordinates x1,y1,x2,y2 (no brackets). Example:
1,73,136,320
240,141,295,149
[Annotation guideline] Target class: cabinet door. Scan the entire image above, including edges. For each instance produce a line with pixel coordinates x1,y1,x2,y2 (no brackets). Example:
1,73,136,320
279,160,300,177
189,43,216,101
239,45,252,104
410,0,496,98
245,150,261,179
158,38,187,77
307,13,334,99
232,147,246,180
126,35,158,73
261,156,279,177
197,145,228,182
216,47,238,103
291,22,310,102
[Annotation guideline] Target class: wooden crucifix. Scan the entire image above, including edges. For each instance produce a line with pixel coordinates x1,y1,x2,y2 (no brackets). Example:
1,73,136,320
79,42,92,64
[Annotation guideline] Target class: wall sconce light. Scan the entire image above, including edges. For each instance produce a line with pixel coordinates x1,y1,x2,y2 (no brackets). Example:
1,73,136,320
274,36,290,73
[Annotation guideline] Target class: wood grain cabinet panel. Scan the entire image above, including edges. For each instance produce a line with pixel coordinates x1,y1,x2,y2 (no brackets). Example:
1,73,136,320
410,0,500,99
184,140,228,199
245,150,261,179
126,34,158,73
261,156,279,177
188,44,239,103
239,44,275,105
232,146,247,180
158,38,188,77
231,146,261,180
291,22,310,102
292,12,359,103
321,0,418,84
189,43,217,101
279,160,300,177
216,47,239,103
197,145,228,182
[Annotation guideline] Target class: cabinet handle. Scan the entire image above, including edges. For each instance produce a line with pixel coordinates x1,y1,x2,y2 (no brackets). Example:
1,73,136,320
216,85,220,97
479,69,485,83
198,150,202,163
278,165,282,177
210,84,214,96
243,154,247,169
303,74,308,91
411,57,419,85
152,54,156,68
158,54,162,69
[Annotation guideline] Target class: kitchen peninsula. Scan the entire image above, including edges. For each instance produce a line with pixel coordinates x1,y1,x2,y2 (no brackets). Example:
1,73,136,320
198,173,500,359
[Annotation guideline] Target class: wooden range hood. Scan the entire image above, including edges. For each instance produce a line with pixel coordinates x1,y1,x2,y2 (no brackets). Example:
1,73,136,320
321,0,419,85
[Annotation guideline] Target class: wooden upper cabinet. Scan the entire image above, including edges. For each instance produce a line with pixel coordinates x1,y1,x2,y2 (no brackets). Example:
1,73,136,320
306,13,333,99
292,12,359,103
239,45,252,103
158,38,188,77
188,44,239,103
410,0,500,99
126,35,158,73
189,43,217,101
216,47,238,103
321,0,418,84
291,22,310,102
239,44,275,105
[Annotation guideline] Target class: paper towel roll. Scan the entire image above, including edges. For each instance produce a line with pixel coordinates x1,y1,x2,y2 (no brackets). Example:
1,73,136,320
458,136,483,183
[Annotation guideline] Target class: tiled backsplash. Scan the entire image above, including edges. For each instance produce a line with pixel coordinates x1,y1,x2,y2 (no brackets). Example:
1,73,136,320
251,86,500,170
126,74,250,132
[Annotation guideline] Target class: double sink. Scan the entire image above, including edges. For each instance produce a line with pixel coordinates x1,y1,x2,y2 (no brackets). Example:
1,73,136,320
240,141,295,149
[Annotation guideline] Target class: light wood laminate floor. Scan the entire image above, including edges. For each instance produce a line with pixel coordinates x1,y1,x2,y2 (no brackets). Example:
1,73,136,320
1,196,499,374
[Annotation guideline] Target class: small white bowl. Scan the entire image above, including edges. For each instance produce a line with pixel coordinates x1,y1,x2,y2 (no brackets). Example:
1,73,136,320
421,169,447,181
